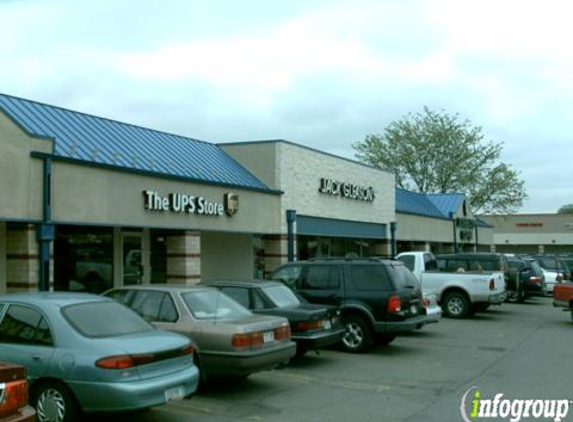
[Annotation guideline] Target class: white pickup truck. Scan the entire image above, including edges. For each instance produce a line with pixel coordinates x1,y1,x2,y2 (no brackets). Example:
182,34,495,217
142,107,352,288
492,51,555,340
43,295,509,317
396,251,506,318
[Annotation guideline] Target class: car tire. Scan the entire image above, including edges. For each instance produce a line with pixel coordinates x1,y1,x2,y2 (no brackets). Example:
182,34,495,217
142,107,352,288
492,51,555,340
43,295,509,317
341,315,372,353
32,381,80,422
374,333,396,346
441,291,470,319
506,288,525,304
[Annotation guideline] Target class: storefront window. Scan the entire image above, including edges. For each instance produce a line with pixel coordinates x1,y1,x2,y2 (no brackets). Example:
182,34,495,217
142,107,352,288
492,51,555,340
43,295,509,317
150,231,167,284
54,226,113,294
297,236,376,260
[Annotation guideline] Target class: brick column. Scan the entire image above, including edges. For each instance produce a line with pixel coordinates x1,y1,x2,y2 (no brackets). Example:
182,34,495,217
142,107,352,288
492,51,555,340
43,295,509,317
263,234,291,275
166,231,201,285
6,223,52,292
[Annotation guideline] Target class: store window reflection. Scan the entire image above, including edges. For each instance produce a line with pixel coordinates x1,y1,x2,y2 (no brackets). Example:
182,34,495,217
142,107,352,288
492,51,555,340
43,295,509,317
54,226,113,294
298,236,375,260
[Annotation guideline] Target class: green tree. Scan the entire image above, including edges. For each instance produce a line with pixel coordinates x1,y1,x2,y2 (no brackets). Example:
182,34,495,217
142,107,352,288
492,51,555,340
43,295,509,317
558,204,573,214
353,107,527,214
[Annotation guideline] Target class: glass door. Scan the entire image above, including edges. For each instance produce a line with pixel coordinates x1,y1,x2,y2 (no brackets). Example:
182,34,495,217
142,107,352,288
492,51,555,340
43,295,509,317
122,233,143,286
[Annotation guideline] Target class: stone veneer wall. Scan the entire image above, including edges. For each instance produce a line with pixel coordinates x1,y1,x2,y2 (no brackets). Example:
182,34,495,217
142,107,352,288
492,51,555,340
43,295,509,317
6,223,53,292
166,231,201,284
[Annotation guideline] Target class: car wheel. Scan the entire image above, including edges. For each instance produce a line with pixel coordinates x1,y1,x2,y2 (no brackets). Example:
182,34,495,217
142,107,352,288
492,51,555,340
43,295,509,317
341,315,372,353
374,333,396,346
441,291,470,319
32,381,79,422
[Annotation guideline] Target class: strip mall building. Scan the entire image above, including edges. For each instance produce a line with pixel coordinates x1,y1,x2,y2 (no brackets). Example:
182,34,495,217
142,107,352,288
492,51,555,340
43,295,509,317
0,94,494,294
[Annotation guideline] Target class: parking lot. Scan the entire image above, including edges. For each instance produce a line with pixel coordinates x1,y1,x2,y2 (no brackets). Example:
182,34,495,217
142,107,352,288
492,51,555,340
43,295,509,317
90,296,572,422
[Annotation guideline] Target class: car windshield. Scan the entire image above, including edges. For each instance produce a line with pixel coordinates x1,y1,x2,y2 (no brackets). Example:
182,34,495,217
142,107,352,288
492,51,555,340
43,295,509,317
261,284,301,308
181,290,251,320
62,301,154,338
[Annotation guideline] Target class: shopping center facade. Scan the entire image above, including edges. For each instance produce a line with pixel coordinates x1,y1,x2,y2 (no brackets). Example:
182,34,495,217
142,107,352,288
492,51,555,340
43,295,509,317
0,93,503,294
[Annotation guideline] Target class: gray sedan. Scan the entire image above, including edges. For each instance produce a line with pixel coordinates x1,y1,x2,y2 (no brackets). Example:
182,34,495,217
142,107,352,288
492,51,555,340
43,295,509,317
104,285,297,382
0,293,199,422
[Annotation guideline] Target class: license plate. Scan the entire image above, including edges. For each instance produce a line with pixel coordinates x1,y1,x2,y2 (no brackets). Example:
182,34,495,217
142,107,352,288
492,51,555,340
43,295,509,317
263,331,275,343
165,385,185,402
324,319,332,330
410,305,418,314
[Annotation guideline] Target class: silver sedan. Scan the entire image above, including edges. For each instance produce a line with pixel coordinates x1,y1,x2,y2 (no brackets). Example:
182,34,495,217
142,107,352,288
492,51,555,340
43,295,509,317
104,285,297,382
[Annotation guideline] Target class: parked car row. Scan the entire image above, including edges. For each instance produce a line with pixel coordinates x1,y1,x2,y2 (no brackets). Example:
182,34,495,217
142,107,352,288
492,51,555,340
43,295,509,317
9,252,570,421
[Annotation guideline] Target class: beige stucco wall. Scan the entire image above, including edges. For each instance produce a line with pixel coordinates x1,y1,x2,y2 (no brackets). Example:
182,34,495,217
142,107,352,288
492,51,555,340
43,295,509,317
201,232,254,280
0,112,52,221
222,141,395,234
481,214,573,246
221,142,279,189
277,142,394,232
51,161,281,233
397,213,454,243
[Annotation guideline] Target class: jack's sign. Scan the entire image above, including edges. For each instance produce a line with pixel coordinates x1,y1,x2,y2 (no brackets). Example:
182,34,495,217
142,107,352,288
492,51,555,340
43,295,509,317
318,178,375,203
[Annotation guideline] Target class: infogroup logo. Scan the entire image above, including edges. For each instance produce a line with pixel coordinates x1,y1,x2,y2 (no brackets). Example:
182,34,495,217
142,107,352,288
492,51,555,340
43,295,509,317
460,387,571,422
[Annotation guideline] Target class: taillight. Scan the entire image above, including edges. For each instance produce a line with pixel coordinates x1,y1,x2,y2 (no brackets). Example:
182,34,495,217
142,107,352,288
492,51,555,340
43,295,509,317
421,298,430,308
231,333,251,350
231,332,268,350
529,276,542,284
274,324,291,341
96,355,136,369
489,279,495,291
0,380,28,417
387,295,402,313
294,320,324,332
180,344,195,356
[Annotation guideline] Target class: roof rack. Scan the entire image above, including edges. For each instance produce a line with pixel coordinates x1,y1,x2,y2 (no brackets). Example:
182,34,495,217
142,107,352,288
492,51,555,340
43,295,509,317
307,257,383,262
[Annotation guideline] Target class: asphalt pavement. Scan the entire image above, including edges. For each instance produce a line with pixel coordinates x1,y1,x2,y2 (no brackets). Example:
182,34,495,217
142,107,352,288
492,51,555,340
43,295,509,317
89,296,573,422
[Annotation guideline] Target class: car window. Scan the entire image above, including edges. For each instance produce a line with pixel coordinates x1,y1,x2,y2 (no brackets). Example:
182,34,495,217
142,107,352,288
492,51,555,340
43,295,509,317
130,290,167,322
397,255,415,271
350,265,392,291
388,265,420,289
181,290,251,320
252,289,269,310
62,301,154,338
0,305,54,346
261,285,301,308
424,254,438,271
303,265,340,290
269,265,302,288
157,294,178,323
104,289,135,306
219,287,250,308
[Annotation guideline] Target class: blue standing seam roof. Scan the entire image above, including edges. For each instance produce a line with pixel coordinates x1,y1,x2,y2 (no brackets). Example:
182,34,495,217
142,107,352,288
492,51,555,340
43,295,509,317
395,188,445,219
0,93,272,192
427,193,466,217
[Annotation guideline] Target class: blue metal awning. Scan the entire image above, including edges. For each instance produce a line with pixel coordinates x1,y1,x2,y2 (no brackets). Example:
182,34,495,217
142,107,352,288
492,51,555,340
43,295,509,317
297,215,387,239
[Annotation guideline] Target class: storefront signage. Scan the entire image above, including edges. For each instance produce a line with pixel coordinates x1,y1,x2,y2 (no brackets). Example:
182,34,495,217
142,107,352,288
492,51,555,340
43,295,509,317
516,222,543,227
318,178,375,202
143,190,238,217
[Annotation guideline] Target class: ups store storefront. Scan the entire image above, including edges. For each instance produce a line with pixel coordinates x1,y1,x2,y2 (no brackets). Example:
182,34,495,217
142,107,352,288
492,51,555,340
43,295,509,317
221,140,396,270
0,94,281,294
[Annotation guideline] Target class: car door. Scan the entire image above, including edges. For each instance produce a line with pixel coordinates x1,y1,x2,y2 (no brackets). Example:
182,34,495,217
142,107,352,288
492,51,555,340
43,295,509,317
296,264,344,307
0,303,55,380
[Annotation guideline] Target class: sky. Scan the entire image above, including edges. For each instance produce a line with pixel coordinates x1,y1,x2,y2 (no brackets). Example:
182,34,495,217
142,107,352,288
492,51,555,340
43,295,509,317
1,0,571,213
